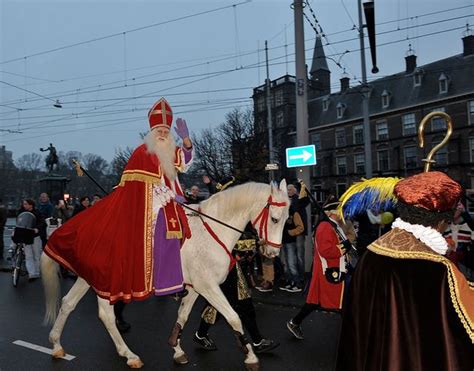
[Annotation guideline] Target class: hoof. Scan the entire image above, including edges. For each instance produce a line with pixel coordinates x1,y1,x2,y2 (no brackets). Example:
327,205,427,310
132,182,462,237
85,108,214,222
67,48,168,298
127,358,144,368
52,348,66,358
245,362,260,371
174,353,189,365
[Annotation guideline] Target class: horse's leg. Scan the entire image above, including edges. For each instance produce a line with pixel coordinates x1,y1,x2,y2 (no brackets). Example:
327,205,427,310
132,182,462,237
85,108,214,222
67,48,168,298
96,297,143,369
200,286,259,370
49,277,90,358
169,286,199,365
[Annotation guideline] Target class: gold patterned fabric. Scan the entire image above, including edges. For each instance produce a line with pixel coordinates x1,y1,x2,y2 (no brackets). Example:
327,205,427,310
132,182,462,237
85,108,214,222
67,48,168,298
369,228,474,342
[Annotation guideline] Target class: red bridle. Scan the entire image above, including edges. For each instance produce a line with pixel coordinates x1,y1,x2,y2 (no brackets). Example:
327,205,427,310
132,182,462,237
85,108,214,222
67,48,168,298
252,195,287,248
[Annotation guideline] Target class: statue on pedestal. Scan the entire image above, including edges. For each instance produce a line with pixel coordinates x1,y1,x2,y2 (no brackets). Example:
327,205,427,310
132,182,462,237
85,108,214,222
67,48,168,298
40,143,58,173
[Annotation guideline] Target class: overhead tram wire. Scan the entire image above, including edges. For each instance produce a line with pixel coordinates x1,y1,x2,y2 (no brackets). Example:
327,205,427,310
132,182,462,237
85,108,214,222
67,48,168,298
0,8,469,107
1,24,470,132
0,1,252,66
0,3,468,94
0,19,468,120
0,16,469,121
2,102,252,143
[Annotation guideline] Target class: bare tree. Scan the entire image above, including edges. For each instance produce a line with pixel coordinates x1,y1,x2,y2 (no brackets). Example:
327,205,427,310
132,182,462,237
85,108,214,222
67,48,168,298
110,146,134,183
193,107,266,182
16,153,43,171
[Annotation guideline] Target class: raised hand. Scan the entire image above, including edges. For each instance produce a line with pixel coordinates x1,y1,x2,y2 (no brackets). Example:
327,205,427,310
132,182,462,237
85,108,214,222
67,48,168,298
174,118,189,140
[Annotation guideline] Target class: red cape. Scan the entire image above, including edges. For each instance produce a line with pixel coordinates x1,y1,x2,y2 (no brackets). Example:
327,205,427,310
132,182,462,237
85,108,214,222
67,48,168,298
45,144,187,303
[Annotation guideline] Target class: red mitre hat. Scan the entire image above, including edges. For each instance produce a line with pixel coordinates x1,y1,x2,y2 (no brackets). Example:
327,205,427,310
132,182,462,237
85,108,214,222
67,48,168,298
148,98,173,130
394,171,462,212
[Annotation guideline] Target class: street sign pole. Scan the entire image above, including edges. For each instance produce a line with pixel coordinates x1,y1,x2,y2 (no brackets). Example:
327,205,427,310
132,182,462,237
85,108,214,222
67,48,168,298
294,0,310,189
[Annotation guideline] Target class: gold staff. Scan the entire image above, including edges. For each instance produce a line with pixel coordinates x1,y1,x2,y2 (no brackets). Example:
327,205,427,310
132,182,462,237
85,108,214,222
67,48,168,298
418,111,453,172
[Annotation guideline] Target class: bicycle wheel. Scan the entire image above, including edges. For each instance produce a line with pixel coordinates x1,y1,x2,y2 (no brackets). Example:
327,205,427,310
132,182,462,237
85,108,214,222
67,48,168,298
12,247,23,287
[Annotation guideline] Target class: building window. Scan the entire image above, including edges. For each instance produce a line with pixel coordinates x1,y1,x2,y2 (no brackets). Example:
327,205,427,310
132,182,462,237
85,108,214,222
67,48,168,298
402,113,416,136
257,97,265,112
310,132,321,150
439,73,448,94
376,121,388,140
336,102,346,119
377,150,390,171
468,100,474,125
414,69,423,87
354,153,365,173
432,141,448,165
336,156,347,175
335,128,346,147
322,97,329,111
274,90,284,107
431,107,446,132
353,124,364,144
336,183,347,198
275,111,285,128
404,146,418,169
470,138,474,163
381,90,391,108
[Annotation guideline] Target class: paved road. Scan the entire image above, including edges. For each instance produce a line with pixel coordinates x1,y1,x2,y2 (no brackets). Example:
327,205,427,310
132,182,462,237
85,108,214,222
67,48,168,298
0,272,341,370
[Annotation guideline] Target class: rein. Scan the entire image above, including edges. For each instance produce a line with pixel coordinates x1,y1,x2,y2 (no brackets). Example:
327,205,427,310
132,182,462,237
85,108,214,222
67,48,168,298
251,196,288,248
177,201,255,238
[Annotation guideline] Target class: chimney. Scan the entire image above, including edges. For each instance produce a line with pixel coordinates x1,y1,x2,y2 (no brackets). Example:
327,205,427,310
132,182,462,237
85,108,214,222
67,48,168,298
405,44,417,74
340,76,350,93
463,35,474,56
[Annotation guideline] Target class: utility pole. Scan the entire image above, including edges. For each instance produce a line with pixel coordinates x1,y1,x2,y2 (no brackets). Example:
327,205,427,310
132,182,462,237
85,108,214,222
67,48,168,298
358,0,373,178
293,0,310,189
293,0,313,274
265,40,276,181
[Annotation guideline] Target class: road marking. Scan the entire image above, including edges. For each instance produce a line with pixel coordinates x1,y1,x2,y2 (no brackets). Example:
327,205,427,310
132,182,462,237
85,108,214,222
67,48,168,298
13,340,76,361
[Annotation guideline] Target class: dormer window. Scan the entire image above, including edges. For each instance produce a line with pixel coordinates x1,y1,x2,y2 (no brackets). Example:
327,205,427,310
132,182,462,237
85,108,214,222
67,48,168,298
439,73,448,94
381,90,391,109
322,97,329,111
336,102,346,119
413,68,423,87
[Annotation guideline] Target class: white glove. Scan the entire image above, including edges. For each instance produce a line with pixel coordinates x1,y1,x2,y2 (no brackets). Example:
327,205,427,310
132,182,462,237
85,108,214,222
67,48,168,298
153,185,176,207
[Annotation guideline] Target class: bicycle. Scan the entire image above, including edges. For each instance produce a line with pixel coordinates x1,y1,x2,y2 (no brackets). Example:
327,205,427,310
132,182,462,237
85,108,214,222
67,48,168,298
10,225,36,287
10,242,27,287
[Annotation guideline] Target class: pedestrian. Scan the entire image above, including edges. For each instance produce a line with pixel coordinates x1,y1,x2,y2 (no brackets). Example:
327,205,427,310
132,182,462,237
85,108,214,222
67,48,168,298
72,196,90,217
287,202,354,340
336,171,474,370
91,194,102,206
0,199,7,260
185,185,204,204
279,204,305,292
17,199,45,281
37,192,53,247
54,199,73,223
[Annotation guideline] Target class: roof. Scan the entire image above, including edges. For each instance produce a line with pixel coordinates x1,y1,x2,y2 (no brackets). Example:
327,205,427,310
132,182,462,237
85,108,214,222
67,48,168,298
308,53,474,128
310,35,330,75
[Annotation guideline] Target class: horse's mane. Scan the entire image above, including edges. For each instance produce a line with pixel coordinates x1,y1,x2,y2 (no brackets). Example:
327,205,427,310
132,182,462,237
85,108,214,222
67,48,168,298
199,182,270,218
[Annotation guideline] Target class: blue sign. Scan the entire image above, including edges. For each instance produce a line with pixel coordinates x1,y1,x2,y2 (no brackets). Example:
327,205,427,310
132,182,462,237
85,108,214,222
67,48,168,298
286,145,317,168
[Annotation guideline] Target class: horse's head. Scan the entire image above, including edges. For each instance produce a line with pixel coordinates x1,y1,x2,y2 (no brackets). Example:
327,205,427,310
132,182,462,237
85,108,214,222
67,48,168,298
252,179,290,258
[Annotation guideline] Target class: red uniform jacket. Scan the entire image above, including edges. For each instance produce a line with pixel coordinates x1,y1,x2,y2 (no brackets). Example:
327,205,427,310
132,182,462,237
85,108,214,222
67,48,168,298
306,220,345,310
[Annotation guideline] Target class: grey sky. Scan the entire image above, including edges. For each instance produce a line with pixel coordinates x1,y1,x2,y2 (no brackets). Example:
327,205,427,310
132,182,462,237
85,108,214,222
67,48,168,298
1,0,472,162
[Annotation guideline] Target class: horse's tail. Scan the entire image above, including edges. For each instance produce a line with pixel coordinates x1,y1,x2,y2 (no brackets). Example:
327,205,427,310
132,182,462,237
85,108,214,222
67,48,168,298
40,251,60,325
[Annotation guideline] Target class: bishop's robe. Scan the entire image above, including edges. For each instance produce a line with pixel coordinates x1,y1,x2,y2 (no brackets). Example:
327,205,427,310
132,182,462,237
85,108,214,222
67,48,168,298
336,228,474,371
45,143,192,303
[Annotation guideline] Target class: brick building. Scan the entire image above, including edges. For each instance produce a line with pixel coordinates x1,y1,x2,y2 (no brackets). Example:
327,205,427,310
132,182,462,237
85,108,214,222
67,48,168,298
252,33,474,204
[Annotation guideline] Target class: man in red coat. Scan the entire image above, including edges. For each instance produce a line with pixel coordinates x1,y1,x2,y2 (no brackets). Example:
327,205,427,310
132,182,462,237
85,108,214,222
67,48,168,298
287,203,354,340
45,98,193,303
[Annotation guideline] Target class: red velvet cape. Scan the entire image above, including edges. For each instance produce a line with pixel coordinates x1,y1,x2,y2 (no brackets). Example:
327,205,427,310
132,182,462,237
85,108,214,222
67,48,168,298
45,144,186,303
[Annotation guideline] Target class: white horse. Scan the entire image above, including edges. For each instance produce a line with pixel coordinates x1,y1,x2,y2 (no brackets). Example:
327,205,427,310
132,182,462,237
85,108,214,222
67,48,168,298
41,180,289,370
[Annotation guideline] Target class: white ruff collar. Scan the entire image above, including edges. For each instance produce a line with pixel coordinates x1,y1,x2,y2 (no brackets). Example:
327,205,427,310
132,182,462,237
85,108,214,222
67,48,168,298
391,218,448,255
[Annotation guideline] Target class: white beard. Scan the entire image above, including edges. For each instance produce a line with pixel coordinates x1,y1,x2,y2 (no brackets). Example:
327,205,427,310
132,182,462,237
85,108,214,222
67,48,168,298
144,130,177,181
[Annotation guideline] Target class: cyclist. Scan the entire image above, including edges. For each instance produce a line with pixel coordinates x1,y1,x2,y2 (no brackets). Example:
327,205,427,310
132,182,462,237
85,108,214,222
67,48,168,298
13,199,45,281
